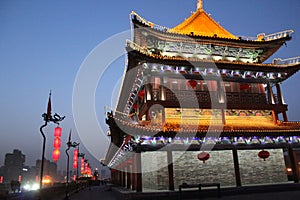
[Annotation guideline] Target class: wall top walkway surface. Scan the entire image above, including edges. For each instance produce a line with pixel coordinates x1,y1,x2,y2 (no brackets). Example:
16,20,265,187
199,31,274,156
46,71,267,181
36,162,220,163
68,183,300,200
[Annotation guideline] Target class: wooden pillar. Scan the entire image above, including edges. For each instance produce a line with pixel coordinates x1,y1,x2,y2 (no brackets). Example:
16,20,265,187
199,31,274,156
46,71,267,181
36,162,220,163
162,107,166,126
283,112,288,122
276,83,288,122
267,83,274,104
275,83,283,104
115,170,119,185
272,111,279,125
114,170,117,185
232,148,242,187
167,150,175,191
217,80,226,125
122,170,126,187
160,76,166,101
221,109,226,125
136,145,143,192
132,156,137,190
268,83,278,124
118,170,122,186
111,170,115,184
127,165,131,189
288,145,299,183
146,82,151,101
113,171,116,184
230,82,234,93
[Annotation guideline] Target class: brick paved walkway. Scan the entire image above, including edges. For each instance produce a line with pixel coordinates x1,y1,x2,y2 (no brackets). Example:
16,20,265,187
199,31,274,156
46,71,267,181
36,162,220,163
69,185,117,200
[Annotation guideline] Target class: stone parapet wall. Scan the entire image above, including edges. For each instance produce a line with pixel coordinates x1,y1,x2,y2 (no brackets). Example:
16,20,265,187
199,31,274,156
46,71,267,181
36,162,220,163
141,149,288,191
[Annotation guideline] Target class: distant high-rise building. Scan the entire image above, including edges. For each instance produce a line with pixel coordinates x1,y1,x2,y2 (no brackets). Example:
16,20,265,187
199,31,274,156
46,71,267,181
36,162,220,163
2,149,25,183
22,166,37,183
36,159,58,183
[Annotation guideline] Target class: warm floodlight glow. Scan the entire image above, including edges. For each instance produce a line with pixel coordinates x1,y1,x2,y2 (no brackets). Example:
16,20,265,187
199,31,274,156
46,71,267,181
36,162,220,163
42,179,51,184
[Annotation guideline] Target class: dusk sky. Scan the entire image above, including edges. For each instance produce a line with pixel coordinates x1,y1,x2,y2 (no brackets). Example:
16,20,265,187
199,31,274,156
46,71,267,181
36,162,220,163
0,0,299,171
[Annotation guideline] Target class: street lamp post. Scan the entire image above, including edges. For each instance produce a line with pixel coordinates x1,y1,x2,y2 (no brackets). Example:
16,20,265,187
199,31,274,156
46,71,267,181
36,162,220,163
39,92,65,190
65,132,79,200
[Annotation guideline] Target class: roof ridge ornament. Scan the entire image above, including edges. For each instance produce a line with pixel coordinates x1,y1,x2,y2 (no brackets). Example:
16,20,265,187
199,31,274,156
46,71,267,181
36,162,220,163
197,0,203,10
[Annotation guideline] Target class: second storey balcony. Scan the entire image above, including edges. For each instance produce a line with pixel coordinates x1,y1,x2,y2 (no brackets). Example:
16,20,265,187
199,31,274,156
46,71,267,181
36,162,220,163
136,88,287,117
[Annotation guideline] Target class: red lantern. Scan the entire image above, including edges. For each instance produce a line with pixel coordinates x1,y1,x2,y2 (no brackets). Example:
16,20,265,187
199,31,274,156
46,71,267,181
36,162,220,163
52,149,60,162
138,90,145,98
86,164,92,175
73,149,78,169
81,158,85,174
73,160,78,169
54,127,62,137
73,150,78,161
187,80,197,89
258,150,270,161
53,137,61,148
240,83,250,91
197,152,210,163
132,103,138,109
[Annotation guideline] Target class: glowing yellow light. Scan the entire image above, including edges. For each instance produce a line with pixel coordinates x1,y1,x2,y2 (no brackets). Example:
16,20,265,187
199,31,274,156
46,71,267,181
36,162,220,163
286,168,292,172
42,175,53,185
42,179,51,184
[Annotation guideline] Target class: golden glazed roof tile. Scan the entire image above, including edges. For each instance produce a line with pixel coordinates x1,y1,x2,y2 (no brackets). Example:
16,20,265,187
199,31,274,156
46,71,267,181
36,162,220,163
167,7,238,39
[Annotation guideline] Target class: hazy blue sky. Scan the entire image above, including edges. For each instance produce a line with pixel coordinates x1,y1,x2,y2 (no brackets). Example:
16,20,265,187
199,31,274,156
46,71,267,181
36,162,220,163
0,0,299,170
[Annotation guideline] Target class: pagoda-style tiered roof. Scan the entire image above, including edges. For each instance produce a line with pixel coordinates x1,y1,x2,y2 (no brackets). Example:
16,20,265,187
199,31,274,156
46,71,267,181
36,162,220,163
126,40,300,84
167,2,237,39
130,1,293,63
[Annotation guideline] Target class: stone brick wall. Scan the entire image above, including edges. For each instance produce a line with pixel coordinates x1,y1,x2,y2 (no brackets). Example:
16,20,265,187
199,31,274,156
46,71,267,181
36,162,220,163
238,149,288,185
173,151,236,188
141,149,288,191
142,151,169,190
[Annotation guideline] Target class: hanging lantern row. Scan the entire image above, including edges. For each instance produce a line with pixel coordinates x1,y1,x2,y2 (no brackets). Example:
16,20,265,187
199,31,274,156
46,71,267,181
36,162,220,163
197,151,210,163
258,150,270,161
52,126,62,162
196,150,270,163
73,149,78,169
